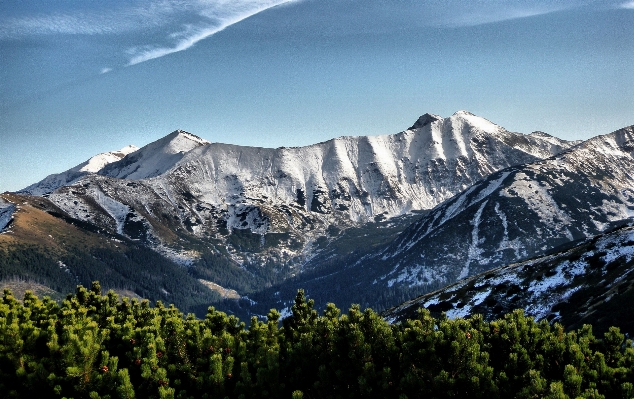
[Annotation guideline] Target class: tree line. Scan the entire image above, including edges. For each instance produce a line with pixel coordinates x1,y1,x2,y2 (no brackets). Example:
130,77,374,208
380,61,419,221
0,244,219,316
1,282,633,398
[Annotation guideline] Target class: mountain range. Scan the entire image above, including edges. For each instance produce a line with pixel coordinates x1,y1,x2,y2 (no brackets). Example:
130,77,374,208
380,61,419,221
375,124,634,291
2,111,633,329
15,111,575,267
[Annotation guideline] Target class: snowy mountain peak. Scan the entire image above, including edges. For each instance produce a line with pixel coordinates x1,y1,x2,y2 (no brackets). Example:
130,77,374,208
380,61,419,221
529,131,551,138
97,129,210,180
408,113,442,130
452,110,476,116
373,122,634,301
79,145,139,173
117,145,140,154
18,144,140,195
167,130,211,147
39,111,581,257
450,110,500,134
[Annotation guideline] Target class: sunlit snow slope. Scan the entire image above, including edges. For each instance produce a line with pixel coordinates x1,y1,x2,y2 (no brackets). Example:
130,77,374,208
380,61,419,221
20,145,139,196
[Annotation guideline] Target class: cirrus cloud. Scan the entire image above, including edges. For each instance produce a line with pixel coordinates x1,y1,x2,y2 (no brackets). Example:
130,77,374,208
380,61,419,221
0,0,297,66
127,0,296,65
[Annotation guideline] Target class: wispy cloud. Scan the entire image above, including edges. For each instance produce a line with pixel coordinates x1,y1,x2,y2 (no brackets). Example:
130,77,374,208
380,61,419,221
0,1,183,38
1,0,601,68
439,2,582,28
621,1,634,9
0,1,296,66
1,13,129,37
127,1,295,65
100,68,113,74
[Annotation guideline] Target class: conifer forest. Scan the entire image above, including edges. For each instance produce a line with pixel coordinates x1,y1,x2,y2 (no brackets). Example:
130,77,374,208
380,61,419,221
1,282,633,399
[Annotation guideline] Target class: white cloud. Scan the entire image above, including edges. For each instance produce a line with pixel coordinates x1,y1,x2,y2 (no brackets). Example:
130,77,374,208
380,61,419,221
100,68,113,74
128,26,221,65
1,13,124,37
0,1,297,66
3,0,591,68
0,1,184,38
126,0,295,65
621,1,634,9
442,5,574,28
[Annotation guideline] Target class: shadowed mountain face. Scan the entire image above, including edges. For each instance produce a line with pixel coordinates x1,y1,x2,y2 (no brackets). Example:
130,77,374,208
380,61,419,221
382,224,634,335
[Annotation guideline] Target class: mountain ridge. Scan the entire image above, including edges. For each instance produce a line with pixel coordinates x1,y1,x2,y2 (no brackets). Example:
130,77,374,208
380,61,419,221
369,124,634,290
240,123,634,316
19,145,139,196
9,110,618,320
98,130,210,180
27,111,577,268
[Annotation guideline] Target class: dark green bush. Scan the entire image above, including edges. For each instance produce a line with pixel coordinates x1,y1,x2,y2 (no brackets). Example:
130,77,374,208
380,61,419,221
1,283,632,398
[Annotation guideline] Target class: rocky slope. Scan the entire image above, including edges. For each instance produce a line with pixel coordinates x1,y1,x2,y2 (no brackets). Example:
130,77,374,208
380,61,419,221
370,125,634,292
0,197,16,232
0,193,219,315
382,224,634,335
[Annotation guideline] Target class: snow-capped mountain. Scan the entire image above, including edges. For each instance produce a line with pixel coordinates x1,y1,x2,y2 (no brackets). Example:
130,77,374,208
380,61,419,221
99,130,209,180
29,111,576,269
240,123,634,316
6,111,634,323
382,224,634,334
19,144,139,196
369,124,634,294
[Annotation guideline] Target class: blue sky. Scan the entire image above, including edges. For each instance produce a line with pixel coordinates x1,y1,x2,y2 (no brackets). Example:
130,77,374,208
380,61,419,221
1,0,633,192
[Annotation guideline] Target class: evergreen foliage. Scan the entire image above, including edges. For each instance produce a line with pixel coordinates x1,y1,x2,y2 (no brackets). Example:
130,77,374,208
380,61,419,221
0,244,219,316
1,284,633,398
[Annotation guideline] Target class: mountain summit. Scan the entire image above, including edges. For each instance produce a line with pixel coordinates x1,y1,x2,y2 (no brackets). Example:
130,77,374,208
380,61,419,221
98,130,210,180
408,113,442,130
19,145,139,196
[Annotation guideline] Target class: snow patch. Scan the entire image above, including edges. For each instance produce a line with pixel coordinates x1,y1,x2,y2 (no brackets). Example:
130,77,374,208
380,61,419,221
445,287,492,319
94,190,130,235
460,200,488,279
453,110,500,134
279,307,292,320
79,145,139,173
0,198,16,233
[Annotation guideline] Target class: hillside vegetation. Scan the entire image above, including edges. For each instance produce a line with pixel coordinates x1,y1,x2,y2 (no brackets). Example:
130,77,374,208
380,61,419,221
0,195,220,315
1,283,633,398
